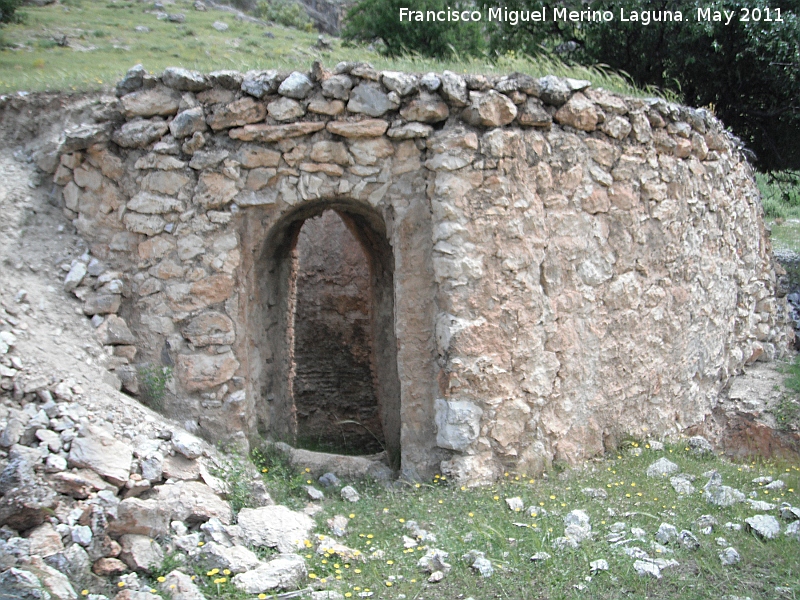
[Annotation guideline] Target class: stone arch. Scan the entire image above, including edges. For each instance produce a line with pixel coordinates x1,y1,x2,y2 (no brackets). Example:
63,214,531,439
250,198,402,468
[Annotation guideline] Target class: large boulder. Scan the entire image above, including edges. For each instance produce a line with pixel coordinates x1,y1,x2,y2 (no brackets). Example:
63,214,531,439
237,506,314,553
119,534,164,572
232,554,306,593
68,425,133,486
150,481,232,525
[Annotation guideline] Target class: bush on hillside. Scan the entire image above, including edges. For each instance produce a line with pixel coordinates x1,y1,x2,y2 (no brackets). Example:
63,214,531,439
256,0,311,29
0,0,21,24
342,0,486,58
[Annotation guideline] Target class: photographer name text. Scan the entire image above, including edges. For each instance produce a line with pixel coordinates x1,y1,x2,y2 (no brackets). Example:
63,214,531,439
398,6,786,25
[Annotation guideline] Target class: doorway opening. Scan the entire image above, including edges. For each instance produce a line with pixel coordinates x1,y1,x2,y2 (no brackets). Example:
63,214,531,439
293,210,384,454
255,201,401,468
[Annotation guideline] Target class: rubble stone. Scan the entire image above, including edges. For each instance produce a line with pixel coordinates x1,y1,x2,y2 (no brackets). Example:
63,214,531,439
237,506,314,553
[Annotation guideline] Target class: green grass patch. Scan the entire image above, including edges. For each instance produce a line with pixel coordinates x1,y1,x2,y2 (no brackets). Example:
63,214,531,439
0,0,652,96
160,440,800,600
768,220,800,254
776,356,800,431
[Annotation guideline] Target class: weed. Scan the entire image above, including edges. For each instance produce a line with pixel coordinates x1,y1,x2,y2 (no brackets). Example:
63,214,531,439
251,442,308,507
775,357,800,430
774,396,800,430
150,551,187,580
210,449,257,516
255,0,310,29
784,354,800,394
137,364,172,411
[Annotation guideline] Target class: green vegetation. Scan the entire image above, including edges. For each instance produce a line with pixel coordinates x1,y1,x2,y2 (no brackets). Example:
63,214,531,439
760,171,800,220
251,442,310,507
343,0,485,59
137,364,173,411
778,356,800,431
255,0,310,30
0,0,20,24
758,171,800,253
0,0,646,96
211,450,259,516
158,440,800,599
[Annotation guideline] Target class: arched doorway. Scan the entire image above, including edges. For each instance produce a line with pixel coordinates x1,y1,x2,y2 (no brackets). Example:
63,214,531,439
293,210,384,454
254,200,401,468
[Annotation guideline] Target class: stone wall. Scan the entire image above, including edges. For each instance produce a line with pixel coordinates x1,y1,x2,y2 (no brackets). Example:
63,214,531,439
32,61,792,483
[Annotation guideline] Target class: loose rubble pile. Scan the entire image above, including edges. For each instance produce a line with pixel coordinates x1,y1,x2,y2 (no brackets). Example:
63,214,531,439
0,348,308,599
0,269,328,599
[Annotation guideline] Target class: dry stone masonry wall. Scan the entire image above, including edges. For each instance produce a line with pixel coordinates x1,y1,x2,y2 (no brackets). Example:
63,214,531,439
34,60,792,483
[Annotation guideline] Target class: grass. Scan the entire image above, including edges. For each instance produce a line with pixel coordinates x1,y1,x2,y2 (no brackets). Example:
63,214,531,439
0,0,650,96
122,440,800,600
137,364,172,412
776,356,800,431
759,172,800,254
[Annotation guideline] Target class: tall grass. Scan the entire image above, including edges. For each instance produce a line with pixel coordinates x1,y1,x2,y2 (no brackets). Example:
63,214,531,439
759,171,800,220
0,0,653,96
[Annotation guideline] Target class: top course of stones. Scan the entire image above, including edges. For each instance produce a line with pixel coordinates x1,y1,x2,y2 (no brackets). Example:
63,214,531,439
57,61,722,155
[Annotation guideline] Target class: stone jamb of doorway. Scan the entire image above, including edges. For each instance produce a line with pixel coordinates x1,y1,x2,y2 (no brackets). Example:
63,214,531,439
240,198,412,471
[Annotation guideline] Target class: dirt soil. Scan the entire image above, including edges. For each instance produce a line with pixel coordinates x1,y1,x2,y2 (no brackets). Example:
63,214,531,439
0,92,194,445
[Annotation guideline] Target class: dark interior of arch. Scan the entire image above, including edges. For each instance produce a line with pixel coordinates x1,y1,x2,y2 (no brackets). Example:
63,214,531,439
256,201,401,467
294,210,384,454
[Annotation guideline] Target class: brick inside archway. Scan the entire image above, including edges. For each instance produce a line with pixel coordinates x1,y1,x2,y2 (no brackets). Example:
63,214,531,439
292,210,385,454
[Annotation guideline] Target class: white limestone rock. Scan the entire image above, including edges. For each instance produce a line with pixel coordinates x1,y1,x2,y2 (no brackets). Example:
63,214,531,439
200,541,262,573
231,554,307,593
171,430,205,460
346,83,399,117
655,523,678,544
119,534,164,573
63,262,87,292
278,71,314,99
719,547,741,565
745,514,781,539
340,485,360,502
237,505,314,553
67,425,133,486
505,497,524,512
646,457,679,478
160,569,206,600
670,474,696,495
434,398,482,452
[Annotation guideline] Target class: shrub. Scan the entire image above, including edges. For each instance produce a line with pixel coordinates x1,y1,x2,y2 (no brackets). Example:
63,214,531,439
0,0,21,24
342,0,486,58
255,0,310,29
137,364,172,411
211,450,257,515
758,171,800,220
